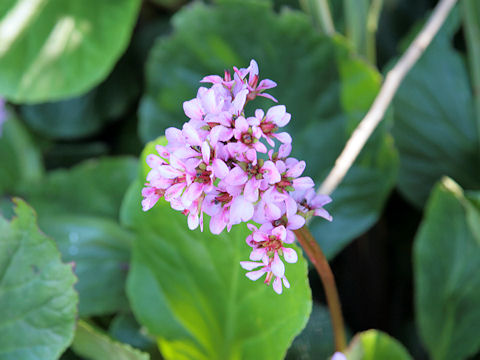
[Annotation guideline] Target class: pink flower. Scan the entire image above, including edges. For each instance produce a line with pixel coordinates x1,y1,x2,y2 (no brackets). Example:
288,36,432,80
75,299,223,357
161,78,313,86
142,59,333,295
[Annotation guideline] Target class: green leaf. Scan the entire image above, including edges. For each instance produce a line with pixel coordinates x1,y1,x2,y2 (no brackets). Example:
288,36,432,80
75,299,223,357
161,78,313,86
18,54,141,140
138,0,397,258
0,199,78,360
0,115,43,195
109,313,158,354
24,157,138,219
72,320,150,360
123,181,312,360
414,177,480,360
392,14,480,207
22,157,138,316
285,304,334,360
345,329,413,360
37,215,132,316
0,0,141,103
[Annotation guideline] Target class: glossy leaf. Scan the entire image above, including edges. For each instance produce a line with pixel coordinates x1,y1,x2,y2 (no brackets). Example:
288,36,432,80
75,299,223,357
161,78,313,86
72,320,150,360
19,55,141,140
123,137,312,359
22,157,137,316
0,115,43,195
0,199,78,360
138,0,397,258
345,329,413,360
392,16,480,207
414,178,480,360
0,0,141,103
37,215,132,316
23,157,138,219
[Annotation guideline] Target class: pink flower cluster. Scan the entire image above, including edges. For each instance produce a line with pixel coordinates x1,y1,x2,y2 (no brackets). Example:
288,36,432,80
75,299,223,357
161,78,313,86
142,60,332,294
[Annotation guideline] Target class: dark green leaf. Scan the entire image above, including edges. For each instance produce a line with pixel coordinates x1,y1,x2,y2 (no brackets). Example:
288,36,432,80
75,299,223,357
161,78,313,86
285,304,334,360
414,177,480,360
22,157,137,316
0,115,43,195
24,157,137,219
0,0,141,103
37,215,132,316
109,313,158,354
0,199,78,360
392,16,480,207
72,320,150,360
138,0,397,258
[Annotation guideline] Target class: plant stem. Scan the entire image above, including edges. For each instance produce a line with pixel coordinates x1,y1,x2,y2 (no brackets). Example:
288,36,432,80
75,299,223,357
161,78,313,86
294,226,347,352
318,0,458,196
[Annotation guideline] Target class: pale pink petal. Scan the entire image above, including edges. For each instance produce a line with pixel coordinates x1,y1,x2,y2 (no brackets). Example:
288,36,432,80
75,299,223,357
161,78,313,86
293,177,314,190
257,92,278,102
257,79,277,91
288,214,306,230
183,98,203,120
209,212,228,234
146,154,164,168
262,161,281,184
271,252,285,277
232,89,248,114
278,143,292,158
230,196,254,224
165,127,184,146
272,225,287,241
182,123,202,146
250,248,266,261
244,178,259,202
282,277,290,289
273,277,283,294
285,230,295,244
240,261,263,271
158,165,182,179
182,182,203,207
266,105,286,124
201,141,210,164
164,182,185,201
245,269,267,281
187,213,199,230
282,248,298,263
224,166,248,186
314,208,333,221
311,194,333,207
274,132,292,144
235,116,249,134
287,160,306,178
200,75,223,84
265,201,281,220
212,159,229,179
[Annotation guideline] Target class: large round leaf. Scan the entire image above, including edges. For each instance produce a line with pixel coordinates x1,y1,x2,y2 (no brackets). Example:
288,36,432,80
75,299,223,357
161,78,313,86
0,0,141,103
138,0,397,258
0,199,78,360
21,157,138,316
122,180,312,360
392,14,480,207
414,178,480,360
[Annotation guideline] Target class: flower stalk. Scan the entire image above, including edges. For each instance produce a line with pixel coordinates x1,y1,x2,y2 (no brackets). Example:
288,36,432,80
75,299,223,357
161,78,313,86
294,226,347,352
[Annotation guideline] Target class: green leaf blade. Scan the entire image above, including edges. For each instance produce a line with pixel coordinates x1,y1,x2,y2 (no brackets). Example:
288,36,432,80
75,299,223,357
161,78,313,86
0,199,78,360
414,177,480,360
0,0,141,103
123,180,312,360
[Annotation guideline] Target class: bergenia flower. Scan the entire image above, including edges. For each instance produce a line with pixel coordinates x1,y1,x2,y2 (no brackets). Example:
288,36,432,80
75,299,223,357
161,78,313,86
142,60,332,294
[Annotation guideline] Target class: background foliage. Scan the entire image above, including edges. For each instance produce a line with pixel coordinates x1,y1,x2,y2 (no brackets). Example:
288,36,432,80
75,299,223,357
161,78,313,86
0,0,479,359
